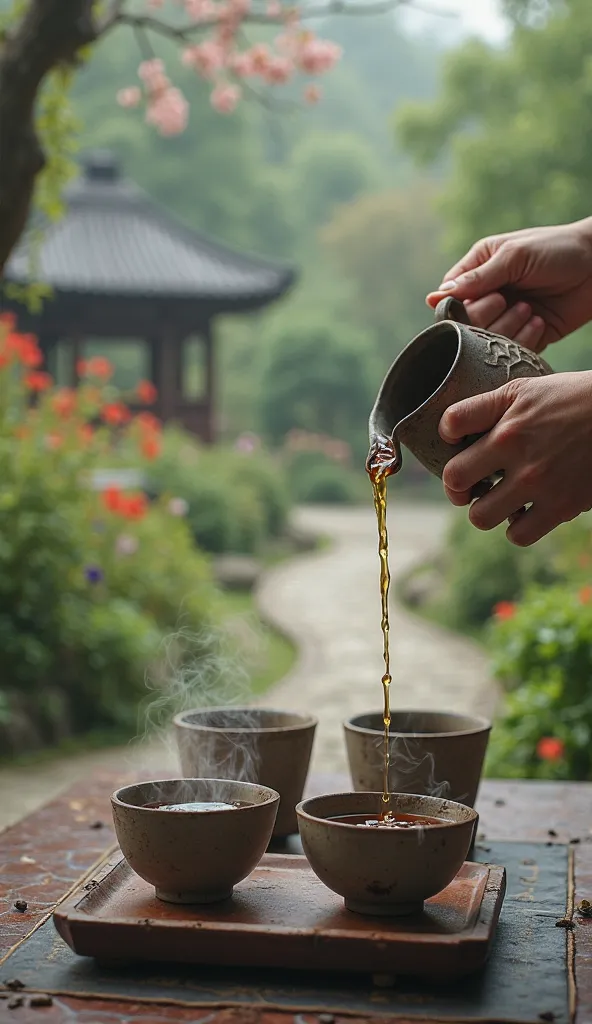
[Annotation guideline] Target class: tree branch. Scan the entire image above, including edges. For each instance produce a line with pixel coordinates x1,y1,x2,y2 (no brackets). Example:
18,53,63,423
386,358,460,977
0,0,97,275
105,0,454,45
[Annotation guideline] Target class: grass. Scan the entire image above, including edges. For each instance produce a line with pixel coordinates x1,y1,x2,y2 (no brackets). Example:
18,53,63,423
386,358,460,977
218,590,296,695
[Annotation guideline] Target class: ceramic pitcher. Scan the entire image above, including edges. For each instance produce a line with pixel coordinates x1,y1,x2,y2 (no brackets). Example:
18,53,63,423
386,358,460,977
369,297,553,486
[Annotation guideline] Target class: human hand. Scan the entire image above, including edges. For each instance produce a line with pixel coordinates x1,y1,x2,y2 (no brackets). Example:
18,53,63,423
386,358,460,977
426,220,592,352
439,372,592,546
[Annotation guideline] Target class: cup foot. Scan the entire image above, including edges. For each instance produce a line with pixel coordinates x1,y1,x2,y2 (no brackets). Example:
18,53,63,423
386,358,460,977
156,887,233,905
345,898,423,917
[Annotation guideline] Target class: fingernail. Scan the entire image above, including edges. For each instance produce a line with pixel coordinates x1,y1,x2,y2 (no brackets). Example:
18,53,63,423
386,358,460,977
438,280,457,292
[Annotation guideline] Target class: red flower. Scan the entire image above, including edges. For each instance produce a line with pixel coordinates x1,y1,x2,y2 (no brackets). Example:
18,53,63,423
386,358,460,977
136,379,157,404
103,486,123,513
141,435,161,460
536,737,565,762
101,402,131,427
6,333,43,368
25,371,53,391
136,411,161,434
78,356,113,381
121,493,148,520
493,601,517,622
580,585,592,605
51,388,77,418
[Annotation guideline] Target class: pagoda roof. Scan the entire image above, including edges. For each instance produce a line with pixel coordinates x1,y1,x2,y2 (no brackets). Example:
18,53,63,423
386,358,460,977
5,151,295,312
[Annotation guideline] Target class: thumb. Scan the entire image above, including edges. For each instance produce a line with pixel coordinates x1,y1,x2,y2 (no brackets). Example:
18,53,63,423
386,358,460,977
439,385,516,443
436,247,515,302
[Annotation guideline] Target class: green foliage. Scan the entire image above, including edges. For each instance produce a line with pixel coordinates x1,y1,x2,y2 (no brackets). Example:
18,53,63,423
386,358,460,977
321,184,447,361
259,313,376,461
436,515,559,631
487,585,592,780
289,131,383,229
0,331,218,756
146,430,289,555
286,450,363,505
397,0,592,260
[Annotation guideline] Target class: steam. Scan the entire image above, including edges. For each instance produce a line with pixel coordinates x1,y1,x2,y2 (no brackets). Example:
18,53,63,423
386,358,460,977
127,611,272,802
386,734,450,801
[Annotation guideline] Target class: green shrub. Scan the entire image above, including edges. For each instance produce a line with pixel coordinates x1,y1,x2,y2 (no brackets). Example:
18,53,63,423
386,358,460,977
441,516,559,631
286,450,362,504
0,327,217,756
147,431,290,554
487,584,592,781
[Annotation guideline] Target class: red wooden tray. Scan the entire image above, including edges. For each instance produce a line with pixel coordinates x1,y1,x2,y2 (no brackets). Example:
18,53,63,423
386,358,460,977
54,852,506,982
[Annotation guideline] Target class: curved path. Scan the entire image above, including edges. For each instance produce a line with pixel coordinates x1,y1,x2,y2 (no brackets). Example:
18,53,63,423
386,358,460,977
0,502,497,828
258,503,498,776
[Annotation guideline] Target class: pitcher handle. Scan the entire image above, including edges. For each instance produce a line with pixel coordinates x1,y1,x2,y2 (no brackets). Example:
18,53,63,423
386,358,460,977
434,297,471,326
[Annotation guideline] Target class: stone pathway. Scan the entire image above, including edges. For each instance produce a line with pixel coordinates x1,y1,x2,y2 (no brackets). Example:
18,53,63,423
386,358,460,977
259,504,498,776
0,502,497,829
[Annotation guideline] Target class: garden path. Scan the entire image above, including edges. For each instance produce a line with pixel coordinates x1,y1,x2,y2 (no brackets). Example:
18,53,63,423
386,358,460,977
0,502,498,829
259,503,498,776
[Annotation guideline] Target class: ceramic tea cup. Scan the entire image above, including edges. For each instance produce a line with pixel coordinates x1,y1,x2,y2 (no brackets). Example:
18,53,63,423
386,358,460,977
174,707,317,837
111,778,279,904
297,791,477,916
369,296,553,493
344,710,491,808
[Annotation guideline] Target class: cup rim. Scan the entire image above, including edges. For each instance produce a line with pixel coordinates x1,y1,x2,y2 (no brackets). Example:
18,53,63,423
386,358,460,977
111,777,280,814
344,709,491,740
296,791,478,832
173,706,318,735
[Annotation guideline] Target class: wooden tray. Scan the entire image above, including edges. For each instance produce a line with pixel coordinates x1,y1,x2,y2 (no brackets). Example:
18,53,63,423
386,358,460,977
54,852,506,982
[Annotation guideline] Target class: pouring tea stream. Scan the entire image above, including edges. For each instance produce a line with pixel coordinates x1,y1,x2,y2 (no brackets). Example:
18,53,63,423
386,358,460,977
366,296,553,818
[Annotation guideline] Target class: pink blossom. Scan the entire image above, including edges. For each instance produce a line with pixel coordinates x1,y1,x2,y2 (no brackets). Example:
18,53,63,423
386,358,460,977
115,534,139,556
296,37,342,75
138,58,167,90
304,83,321,104
168,497,189,517
146,86,189,136
184,0,218,19
183,40,226,79
117,86,142,108
267,0,282,15
210,82,241,113
229,0,251,15
249,43,272,76
229,51,255,77
263,55,293,85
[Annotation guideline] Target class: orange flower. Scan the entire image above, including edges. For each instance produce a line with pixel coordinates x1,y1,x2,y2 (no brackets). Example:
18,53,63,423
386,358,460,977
25,371,53,391
45,433,63,450
122,493,148,520
51,388,77,419
103,486,123,513
101,402,131,427
136,379,157,404
141,435,161,460
580,585,592,605
78,424,94,445
136,411,161,434
536,737,565,762
78,356,113,381
493,601,517,622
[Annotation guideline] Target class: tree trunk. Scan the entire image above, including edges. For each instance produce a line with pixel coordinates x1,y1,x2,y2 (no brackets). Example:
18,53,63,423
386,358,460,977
0,0,96,276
